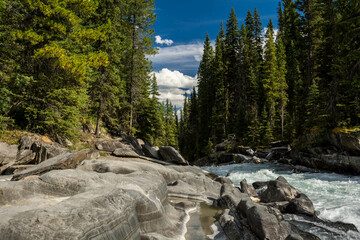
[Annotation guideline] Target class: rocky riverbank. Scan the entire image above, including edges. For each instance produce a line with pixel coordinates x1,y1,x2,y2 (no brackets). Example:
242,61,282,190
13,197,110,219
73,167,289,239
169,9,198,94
194,130,360,175
0,135,358,239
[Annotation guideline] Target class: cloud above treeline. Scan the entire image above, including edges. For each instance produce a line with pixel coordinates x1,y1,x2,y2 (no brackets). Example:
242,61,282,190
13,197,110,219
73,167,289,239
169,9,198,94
155,35,174,46
152,68,197,108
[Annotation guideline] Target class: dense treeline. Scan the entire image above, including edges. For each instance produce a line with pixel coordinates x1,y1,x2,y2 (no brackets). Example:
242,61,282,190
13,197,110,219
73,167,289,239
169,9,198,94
0,0,178,146
179,0,360,161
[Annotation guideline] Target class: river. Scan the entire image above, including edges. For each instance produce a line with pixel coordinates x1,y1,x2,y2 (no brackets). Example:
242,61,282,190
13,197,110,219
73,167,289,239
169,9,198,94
203,163,360,240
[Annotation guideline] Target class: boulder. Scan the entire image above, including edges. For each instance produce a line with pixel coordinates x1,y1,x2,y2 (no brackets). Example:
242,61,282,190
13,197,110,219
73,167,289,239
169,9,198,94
247,205,291,240
237,198,257,218
142,144,160,159
286,193,315,216
239,179,258,198
12,149,99,181
159,146,188,165
112,148,139,158
0,142,18,165
18,135,69,164
219,209,243,240
233,153,252,163
234,146,255,156
219,183,248,213
214,176,233,185
291,150,360,174
95,139,124,152
253,181,269,190
122,135,144,156
260,176,300,203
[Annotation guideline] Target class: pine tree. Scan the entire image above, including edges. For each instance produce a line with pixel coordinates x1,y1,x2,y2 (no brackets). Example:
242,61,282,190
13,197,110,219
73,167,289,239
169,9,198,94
211,22,227,143
262,19,278,137
198,33,215,154
276,37,288,137
224,8,241,135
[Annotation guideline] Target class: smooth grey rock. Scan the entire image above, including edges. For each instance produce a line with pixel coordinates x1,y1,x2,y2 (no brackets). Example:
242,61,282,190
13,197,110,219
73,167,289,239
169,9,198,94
159,146,188,165
0,169,186,240
11,149,98,181
0,142,18,165
95,139,124,152
112,148,139,158
142,144,160,159
78,158,221,201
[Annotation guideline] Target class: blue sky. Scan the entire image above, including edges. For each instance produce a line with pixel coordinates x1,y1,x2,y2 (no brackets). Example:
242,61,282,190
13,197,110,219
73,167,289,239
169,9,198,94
150,0,280,107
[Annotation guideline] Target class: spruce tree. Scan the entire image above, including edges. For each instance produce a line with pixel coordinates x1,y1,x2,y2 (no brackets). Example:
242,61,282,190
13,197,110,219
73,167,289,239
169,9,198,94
224,8,241,135
262,19,278,141
198,33,215,154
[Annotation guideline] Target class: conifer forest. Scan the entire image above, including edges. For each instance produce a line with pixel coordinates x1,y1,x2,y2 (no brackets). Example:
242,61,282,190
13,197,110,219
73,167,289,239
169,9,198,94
178,0,360,161
0,0,359,162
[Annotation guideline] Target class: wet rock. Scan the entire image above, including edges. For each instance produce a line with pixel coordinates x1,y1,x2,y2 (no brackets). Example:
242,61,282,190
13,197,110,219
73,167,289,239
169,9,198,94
286,194,315,216
159,146,188,165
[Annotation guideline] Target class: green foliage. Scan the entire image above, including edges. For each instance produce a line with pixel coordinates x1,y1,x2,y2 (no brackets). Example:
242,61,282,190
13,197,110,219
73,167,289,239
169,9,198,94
180,0,359,159
0,0,161,143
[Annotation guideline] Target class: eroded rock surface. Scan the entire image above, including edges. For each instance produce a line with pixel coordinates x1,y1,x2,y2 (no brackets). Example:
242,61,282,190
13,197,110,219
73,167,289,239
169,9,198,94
1,156,222,240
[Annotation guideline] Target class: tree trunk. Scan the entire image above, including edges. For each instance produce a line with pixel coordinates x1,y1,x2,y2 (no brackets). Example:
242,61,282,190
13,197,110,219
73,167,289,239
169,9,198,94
129,14,136,136
95,96,103,137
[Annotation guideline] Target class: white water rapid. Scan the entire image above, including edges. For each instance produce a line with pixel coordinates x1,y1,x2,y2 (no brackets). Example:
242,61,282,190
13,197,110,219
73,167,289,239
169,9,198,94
203,163,360,240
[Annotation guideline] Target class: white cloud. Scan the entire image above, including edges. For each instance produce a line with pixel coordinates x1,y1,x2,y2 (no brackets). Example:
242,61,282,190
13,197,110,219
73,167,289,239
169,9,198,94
155,35,174,46
154,68,197,89
153,68,197,108
150,42,203,65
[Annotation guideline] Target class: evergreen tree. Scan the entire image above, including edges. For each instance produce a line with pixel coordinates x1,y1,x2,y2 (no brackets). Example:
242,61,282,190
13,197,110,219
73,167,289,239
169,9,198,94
224,8,241,135
276,37,288,137
211,22,227,143
262,19,278,141
198,33,214,154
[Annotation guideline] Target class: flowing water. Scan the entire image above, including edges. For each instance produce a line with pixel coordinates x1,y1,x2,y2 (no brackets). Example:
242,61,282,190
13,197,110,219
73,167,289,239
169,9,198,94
203,163,360,240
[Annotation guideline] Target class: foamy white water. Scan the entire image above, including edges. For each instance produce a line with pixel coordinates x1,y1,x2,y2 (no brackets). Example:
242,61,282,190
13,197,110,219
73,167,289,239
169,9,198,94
203,163,360,239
